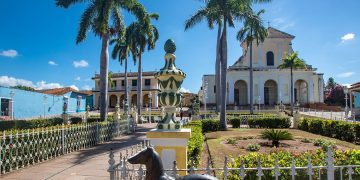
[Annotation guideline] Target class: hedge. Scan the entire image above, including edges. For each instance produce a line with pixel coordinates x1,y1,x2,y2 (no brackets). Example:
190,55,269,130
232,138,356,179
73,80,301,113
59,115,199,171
298,118,360,144
201,119,221,133
184,120,204,167
247,117,291,128
229,149,360,179
0,118,64,131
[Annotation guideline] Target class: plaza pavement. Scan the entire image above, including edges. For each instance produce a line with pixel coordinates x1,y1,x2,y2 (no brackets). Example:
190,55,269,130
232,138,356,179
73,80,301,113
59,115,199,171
0,123,156,180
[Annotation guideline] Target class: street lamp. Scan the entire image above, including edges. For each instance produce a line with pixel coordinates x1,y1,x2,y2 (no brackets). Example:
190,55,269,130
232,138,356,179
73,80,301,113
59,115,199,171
9,91,15,120
43,95,48,119
344,86,349,120
149,92,152,123
203,81,208,118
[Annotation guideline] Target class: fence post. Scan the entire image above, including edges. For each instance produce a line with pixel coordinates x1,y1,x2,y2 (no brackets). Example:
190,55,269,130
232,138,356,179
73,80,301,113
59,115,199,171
240,161,246,179
274,158,280,180
256,157,264,180
330,111,333,120
62,124,65,155
307,155,314,180
172,161,178,178
96,122,99,144
1,131,5,174
326,147,334,180
223,156,228,180
108,149,115,180
290,158,296,180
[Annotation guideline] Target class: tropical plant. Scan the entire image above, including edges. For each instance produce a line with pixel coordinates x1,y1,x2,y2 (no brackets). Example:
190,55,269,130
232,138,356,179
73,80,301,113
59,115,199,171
55,0,147,121
246,143,260,151
126,13,159,118
11,85,35,92
110,31,131,107
260,129,293,147
237,9,268,114
185,2,223,113
326,77,337,90
278,52,307,115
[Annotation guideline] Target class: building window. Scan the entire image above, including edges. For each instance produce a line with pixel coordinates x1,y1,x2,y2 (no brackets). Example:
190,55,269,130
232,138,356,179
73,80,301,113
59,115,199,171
266,51,274,66
132,80,137,86
121,80,125,86
145,79,151,86
214,86,216,93
111,80,117,88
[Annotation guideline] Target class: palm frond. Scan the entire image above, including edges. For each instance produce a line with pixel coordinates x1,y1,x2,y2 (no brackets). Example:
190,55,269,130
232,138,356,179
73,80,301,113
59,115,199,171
76,2,96,44
55,0,88,8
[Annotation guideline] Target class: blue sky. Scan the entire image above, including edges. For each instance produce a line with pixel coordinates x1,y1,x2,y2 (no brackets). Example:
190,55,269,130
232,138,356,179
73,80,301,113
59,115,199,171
0,0,359,92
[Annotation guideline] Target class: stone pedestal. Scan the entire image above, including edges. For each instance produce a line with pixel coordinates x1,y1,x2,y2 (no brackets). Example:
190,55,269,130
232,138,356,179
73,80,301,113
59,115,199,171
147,129,191,176
113,104,121,121
62,113,70,124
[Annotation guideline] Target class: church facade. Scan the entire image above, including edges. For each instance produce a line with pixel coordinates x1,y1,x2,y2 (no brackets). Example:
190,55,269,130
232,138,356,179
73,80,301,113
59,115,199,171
199,27,324,107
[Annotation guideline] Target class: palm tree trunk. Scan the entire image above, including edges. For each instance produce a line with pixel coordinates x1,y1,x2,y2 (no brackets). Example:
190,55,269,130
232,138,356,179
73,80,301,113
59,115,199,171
220,17,228,130
100,33,109,121
215,24,222,113
124,58,128,111
137,53,142,119
290,65,294,116
249,39,254,114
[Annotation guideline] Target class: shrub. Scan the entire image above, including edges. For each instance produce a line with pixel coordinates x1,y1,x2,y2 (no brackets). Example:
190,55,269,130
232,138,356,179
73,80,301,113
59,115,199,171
0,118,64,131
313,139,336,151
246,144,260,152
229,118,241,128
201,119,220,133
248,117,291,129
70,117,83,124
226,138,237,145
301,138,312,143
184,120,204,168
260,129,293,148
298,118,359,144
228,149,360,179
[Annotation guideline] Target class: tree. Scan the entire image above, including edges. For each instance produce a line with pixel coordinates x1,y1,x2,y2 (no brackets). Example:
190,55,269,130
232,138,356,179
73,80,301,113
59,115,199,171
12,85,35,92
236,9,268,114
56,0,147,121
326,77,337,90
185,2,223,113
260,129,293,148
110,30,131,108
278,52,307,115
325,85,347,106
126,13,159,118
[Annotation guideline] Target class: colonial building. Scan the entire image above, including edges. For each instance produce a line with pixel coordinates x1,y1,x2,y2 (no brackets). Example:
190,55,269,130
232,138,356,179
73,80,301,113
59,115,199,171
199,27,324,107
92,71,160,109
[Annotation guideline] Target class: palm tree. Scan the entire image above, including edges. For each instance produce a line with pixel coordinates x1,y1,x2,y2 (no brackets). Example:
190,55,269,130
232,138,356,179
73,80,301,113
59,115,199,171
56,0,147,121
126,13,159,118
110,34,131,108
236,9,268,114
185,3,223,113
278,52,307,115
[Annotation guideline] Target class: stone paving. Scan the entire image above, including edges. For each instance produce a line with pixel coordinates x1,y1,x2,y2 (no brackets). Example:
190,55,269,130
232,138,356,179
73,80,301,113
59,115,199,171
0,123,156,180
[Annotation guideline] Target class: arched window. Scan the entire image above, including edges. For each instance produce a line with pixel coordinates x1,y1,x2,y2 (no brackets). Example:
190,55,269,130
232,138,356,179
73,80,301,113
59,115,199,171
266,51,274,66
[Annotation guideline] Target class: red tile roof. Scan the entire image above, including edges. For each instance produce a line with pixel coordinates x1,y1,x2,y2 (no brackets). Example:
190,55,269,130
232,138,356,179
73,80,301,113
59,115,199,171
37,87,78,96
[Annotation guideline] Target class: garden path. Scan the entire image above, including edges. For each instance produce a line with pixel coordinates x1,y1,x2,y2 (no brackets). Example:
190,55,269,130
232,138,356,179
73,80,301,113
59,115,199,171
0,123,156,180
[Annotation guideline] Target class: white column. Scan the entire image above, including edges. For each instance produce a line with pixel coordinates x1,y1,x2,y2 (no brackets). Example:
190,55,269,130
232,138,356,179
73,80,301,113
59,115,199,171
228,79,234,104
259,76,264,104
154,91,159,108
308,76,314,103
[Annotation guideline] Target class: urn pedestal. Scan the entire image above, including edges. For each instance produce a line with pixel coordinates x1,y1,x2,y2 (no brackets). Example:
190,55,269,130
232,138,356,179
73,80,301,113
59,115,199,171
146,39,191,175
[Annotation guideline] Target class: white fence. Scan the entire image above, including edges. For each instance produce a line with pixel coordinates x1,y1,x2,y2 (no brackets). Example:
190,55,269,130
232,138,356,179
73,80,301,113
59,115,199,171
298,108,352,121
108,145,360,180
0,120,128,174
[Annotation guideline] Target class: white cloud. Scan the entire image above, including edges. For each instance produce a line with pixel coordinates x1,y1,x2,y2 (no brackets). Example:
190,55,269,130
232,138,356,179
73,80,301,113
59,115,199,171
69,85,79,91
0,76,33,87
272,18,295,30
337,72,355,78
342,83,352,88
180,87,191,93
0,49,18,58
35,81,62,90
48,61,58,66
73,60,89,68
341,33,355,43
82,85,92,90
74,76,81,81
0,76,82,91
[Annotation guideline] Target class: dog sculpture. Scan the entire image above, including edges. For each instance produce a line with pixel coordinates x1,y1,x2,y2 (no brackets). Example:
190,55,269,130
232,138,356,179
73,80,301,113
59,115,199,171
128,147,218,180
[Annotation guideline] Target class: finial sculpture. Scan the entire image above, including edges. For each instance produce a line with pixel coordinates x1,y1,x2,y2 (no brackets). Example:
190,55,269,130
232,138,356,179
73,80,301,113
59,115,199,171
155,39,186,130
